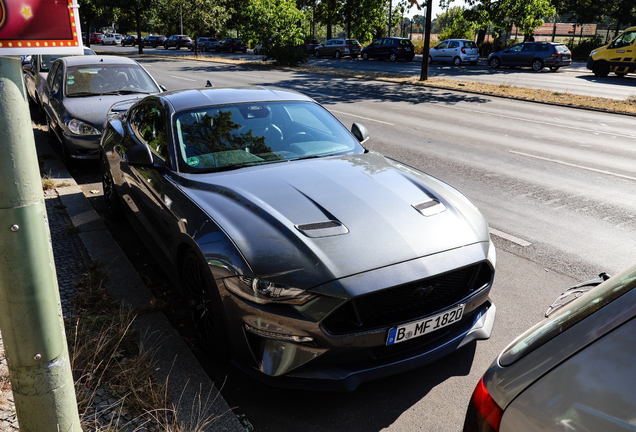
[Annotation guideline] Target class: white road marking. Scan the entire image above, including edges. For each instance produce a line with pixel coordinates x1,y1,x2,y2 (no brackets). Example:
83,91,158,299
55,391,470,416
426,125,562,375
510,150,636,181
328,109,395,125
489,228,532,247
169,75,196,82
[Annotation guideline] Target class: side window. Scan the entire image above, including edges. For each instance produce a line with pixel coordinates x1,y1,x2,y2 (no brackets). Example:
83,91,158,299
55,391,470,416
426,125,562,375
449,41,459,48
521,44,534,52
46,62,59,88
508,44,523,52
130,104,168,160
611,31,636,49
436,42,448,49
48,63,62,93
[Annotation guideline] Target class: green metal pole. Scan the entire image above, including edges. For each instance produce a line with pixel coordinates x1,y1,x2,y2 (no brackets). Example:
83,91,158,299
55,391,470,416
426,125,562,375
0,56,82,431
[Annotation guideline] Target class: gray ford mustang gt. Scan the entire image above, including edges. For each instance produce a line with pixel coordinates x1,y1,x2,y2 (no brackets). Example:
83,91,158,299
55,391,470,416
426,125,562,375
99,86,497,391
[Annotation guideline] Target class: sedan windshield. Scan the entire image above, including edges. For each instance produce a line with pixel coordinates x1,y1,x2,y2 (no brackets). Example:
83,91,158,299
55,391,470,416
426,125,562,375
65,64,159,97
175,101,363,172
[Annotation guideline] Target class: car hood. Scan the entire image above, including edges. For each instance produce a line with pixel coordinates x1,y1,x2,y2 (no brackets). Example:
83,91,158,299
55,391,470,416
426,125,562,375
180,152,490,289
62,94,150,129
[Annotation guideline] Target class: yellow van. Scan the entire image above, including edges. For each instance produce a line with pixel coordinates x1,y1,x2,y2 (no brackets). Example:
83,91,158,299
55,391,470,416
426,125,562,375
587,26,636,77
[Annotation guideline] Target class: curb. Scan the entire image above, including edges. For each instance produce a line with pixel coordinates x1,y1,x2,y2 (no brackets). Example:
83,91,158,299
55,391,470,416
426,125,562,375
34,126,244,432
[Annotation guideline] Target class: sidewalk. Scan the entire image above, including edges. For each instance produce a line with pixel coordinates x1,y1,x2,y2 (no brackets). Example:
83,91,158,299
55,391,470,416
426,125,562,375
0,125,244,431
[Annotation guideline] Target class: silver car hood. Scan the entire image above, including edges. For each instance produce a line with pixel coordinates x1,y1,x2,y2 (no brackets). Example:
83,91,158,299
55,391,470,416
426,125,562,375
181,152,490,289
63,94,148,129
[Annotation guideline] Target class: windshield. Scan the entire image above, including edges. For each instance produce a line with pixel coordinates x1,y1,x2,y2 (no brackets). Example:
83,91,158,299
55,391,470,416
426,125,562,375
65,64,159,97
40,55,67,72
500,264,636,366
175,101,363,172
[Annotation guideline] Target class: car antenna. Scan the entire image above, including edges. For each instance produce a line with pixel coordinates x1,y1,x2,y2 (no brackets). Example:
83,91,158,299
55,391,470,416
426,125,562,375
206,80,213,87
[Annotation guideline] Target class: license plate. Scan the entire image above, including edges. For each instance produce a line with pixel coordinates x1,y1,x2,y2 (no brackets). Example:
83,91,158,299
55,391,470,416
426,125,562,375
386,304,464,345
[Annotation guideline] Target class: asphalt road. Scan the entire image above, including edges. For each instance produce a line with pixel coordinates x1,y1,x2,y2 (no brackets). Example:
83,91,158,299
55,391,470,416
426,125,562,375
67,55,636,431
95,44,636,100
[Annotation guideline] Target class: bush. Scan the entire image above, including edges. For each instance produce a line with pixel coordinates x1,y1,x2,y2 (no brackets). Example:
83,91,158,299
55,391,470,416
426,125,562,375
566,36,604,60
413,38,440,55
263,44,309,66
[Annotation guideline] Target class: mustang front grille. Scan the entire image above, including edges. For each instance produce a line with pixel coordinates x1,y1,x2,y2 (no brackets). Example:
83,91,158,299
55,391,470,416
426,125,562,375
322,263,492,335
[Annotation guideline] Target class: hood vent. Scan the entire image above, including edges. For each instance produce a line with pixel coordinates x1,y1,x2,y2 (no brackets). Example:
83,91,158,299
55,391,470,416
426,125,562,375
295,221,349,238
413,199,446,216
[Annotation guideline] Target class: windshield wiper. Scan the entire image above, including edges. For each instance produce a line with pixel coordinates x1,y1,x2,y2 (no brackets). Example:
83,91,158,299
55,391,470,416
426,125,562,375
100,90,151,96
193,163,256,174
68,92,101,97
293,154,327,161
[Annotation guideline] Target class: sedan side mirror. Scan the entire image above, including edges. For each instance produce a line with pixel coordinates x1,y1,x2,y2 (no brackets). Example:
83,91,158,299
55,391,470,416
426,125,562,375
125,143,153,166
351,122,369,144
22,64,32,72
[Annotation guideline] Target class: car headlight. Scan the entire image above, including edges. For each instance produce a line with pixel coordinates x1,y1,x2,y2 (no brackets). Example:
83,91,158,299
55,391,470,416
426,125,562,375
590,51,597,56
224,276,317,305
67,119,101,135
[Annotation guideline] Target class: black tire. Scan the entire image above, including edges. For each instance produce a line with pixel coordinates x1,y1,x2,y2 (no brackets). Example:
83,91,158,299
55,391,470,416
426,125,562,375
101,156,123,219
176,45,180,50
470,61,478,66
593,61,609,77
334,50,341,59
181,249,230,359
216,47,220,52
314,50,320,58
428,55,433,64
453,56,461,66
390,53,397,62
229,47,234,53
351,54,358,59
489,56,500,69
616,72,627,78
362,52,369,60
550,66,560,72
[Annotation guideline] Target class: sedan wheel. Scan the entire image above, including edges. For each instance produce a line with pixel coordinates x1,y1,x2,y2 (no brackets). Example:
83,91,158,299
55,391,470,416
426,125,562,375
182,250,230,359
389,53,397,62
489,57,500,69
362,52,369,60
428,55,433,64
229,47,234,53
314,50,320,58
532,58,544,71
453,56,462,66
334,50,341,59
101,156,123,218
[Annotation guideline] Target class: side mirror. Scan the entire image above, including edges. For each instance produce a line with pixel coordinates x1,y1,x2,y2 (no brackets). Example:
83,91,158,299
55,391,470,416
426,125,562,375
22,64,32,72
160,85,167,92
351,122,369,144
124,143,153,166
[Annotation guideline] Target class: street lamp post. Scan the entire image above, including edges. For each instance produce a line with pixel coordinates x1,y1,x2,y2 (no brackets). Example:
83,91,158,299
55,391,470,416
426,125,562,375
180,5,183,35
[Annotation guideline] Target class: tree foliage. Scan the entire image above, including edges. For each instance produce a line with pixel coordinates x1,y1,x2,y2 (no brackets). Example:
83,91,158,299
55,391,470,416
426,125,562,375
465,0,555,37
436,6,476,40
243,0,308,65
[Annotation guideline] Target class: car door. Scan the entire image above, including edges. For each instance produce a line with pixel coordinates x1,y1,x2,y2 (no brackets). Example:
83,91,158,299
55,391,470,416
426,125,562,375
378,38,391,58
446,40,460,62
430,41,448,61
518,43,537,66
605,29,636,74
43,61,64,132
125,101,183,260
500,43,523,66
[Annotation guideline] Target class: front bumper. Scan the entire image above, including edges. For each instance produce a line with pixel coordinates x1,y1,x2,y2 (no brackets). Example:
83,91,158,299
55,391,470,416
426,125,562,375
219,241,497,391
63,132,101,159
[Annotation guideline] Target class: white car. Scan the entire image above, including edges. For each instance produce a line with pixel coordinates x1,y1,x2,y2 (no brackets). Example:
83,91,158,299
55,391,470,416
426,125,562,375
101,33,123,45
429,39,479,66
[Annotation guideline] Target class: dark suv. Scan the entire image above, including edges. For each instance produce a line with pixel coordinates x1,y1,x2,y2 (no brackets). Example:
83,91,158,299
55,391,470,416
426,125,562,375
217,38,247,53
164,35,192,49
488,42,572,71
143,35,167,48
362,37,415,62
188,37,219,52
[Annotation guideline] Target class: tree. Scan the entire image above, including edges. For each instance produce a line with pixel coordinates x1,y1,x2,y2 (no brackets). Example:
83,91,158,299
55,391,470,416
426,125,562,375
465,0,555,41
554,0,636,37
315,0,340,40
436,6,476,40
181,0,234,56
243,0,307,66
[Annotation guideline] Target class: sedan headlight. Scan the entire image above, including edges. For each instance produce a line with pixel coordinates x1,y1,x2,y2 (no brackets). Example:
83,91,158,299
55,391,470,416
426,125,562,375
224,276,317,305
590,50,597,56
67,119,101,135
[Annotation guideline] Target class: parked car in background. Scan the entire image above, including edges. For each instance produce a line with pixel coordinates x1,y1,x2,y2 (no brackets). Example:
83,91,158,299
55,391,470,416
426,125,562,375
314,38,361,59
488,41,571,71
89,33,104,44
217,38,247,53
143,35,167,48
188,37,219,52
301,39,319,54
429,39,479,65
101,33,123,45
22,48,96,114
362,37,415,62
164,35,192,49
587,26,636,77
464,267,636,432
42,55,163,164
122,35,138,46
99,85,497,391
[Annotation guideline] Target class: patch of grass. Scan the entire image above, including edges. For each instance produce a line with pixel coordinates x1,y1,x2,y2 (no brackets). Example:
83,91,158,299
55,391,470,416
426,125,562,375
42,175,56,191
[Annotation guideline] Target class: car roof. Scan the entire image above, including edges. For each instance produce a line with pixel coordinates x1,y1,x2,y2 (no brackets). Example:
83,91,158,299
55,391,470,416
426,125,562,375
60,55,140,66
160,86,314,112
